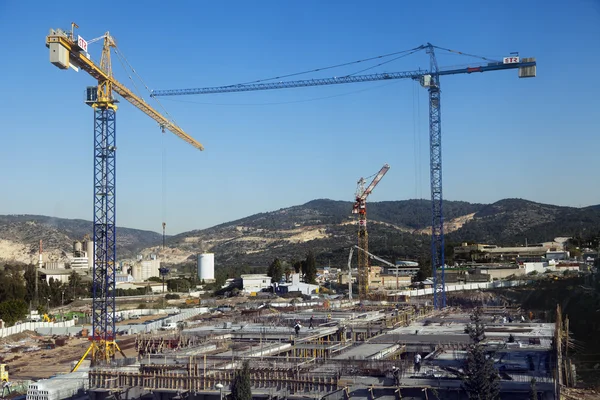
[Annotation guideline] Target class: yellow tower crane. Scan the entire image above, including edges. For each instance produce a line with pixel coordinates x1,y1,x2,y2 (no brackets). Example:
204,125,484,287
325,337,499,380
46,23,204,367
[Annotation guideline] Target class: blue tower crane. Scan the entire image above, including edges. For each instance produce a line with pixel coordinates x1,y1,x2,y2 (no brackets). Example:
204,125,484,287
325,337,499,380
151,44,536,309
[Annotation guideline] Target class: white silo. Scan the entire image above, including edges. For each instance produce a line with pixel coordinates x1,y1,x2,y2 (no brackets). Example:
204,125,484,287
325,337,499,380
131,263,142,281
197,253,215,282
85,240,94,269
73,241,83,253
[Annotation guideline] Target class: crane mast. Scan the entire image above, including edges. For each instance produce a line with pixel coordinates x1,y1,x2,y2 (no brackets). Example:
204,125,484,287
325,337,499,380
352,164,390,300
150,43,536,309
46,25,204,367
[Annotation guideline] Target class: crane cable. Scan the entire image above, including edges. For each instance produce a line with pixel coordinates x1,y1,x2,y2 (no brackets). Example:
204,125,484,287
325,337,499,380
431,45,501,63
412,82,418,203
112,46,170,248
112,46,180,129
345,47,425,77
233,45,426,86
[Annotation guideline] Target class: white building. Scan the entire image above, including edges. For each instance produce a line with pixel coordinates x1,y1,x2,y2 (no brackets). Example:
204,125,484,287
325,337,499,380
386,265,420,277
70,256,90,270
39,268,72,284
44,261,65,270
131,258,161,281
241,274,271,293
522,262,548,274
277,274,319,295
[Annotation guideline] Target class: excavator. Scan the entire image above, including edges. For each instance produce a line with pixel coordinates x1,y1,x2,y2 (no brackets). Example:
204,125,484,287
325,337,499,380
42,314,56,323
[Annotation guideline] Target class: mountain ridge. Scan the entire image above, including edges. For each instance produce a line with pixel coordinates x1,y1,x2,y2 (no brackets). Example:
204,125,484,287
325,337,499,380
1,198,598,267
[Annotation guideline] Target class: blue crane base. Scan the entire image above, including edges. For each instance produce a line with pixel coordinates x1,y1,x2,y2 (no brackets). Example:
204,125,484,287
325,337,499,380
91,105,117,363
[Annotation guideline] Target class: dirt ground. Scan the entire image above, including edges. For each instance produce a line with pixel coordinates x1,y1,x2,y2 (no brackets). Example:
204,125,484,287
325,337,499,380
1,331,139,381
562,387,599,400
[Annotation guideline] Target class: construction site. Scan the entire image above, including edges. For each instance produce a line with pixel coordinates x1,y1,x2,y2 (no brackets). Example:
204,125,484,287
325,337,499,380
16,301,561,400
12,11,591,400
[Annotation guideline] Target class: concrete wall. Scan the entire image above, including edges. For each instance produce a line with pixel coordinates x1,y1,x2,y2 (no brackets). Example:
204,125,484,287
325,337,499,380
479,268,523,280
0,320,75,338
391,279,531,298
36,308,209,336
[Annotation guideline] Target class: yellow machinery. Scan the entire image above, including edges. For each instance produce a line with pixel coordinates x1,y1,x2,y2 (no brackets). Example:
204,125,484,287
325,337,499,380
0,364,8,382
46,23,204,369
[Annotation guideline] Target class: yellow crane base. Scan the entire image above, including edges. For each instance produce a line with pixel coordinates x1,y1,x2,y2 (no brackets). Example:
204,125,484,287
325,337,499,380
72,339,124,372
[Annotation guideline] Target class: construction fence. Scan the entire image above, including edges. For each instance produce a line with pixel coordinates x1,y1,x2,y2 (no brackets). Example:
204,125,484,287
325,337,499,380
391,280,532,298
35,308,209,337
0,320,75,338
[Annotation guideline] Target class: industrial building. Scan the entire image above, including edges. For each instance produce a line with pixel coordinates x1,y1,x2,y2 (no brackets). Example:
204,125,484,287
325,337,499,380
454,240,568,262
70,238,94,270
129,255,161,281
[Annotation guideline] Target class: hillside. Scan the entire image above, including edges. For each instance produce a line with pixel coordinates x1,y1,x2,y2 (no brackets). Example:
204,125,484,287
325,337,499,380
1,198,598,268
0,215,162,265
143,198,599,268
143,199,484,267
446,198,600,244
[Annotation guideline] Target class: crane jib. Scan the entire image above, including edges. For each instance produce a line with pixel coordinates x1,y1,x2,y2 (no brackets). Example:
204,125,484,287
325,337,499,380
149,60,536,97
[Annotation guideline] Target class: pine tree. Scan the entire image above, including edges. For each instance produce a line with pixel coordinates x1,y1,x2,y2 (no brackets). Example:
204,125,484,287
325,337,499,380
292,259,302,274
230,360,252,400
267,258,283,283
304,251,317,284
461,308,500,400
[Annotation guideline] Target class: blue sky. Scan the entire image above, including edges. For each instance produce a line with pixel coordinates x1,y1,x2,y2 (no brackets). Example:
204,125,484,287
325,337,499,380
0,1,598,234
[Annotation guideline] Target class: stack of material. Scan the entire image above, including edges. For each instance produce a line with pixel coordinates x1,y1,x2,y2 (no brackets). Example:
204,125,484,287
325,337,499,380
26,371,88,400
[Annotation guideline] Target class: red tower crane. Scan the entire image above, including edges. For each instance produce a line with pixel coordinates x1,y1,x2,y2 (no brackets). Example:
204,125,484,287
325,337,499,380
352,164,390,299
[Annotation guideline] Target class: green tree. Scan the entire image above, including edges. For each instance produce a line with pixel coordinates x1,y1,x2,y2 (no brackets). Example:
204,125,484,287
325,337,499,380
461,308,500,400
167,278,190,292
23,265,37,303
529,378,538,400
267,258,283,283
415,263,432,282
464,307,486,343
68,271,88,300
0,300,28,326
0,266,27,303
230,360,252,400
304,251,317,284
292,260,302,274
47,277,66,307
